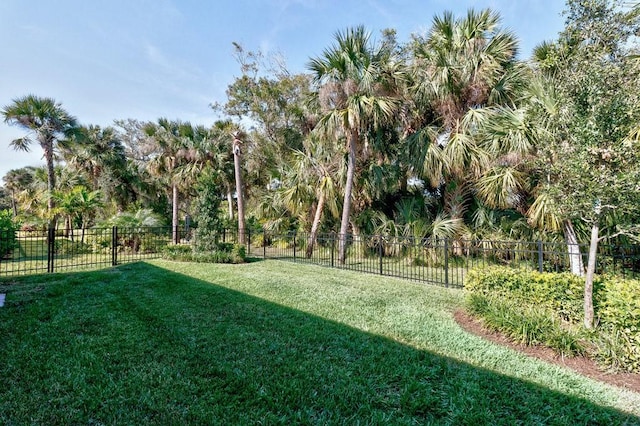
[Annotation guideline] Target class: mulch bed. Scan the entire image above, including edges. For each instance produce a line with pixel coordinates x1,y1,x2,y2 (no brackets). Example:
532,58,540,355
453,309,640,393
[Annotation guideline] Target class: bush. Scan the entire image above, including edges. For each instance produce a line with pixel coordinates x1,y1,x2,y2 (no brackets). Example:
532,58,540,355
0,210,19,258
162,242,245,264
55,239,92,255
465,266,640,372
465,267,598,324
467,293,586,357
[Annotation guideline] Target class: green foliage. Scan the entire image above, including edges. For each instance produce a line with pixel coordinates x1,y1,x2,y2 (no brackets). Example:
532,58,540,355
466,266,592,323
101,208,164,228
192,169,224,253
54,239,92,255
162,242,245,264
466,266,640,372
0,209,19,257
467,293,586,357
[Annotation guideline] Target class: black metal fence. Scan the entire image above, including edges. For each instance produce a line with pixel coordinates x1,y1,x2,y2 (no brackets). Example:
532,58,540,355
1,226,638,287
221,229,640,288
0,227,172,276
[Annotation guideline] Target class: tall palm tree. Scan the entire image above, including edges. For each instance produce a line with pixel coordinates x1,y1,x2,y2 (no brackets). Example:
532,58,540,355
144,118,193,243
309,26,402,263
408,9,524,229
2,95,78,226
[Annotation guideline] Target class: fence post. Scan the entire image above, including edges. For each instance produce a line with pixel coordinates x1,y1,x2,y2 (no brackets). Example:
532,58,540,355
537,240,544,272
247,229,251,256
112,227,118,266
47,226,55,273
444,238,449,288
222,228,226,243
331,232,335,267
379,237,383,275
293,231,297,261
263,229,267,259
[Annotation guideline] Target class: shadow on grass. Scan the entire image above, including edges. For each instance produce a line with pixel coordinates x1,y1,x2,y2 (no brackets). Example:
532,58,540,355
0,262,637,425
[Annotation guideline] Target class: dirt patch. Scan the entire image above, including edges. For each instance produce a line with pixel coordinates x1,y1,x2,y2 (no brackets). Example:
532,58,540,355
454,309,640,393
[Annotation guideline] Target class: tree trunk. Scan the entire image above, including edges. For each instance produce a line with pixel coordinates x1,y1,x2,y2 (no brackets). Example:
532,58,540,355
172,184,179,244
306,192,326,258
233,138,245,244
584,222,599,329
44,141,57,229
339,129,358,264
10,190,17,217
563,220,584,276
227,187,234,220
65,216,72,240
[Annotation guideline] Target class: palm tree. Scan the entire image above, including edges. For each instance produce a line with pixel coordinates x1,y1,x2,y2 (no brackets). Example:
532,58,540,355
308,26,402,263
2,95,78,226
408,9,524,230
2,167,35,217
144,119,192,244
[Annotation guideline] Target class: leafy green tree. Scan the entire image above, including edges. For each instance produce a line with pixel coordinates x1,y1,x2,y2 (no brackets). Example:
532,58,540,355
0,209,19,258
2,95,79,226
531,0,640,328
192,168,224,252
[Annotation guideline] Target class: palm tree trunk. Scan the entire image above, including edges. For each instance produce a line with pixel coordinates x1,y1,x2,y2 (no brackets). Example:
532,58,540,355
306,192,326,258
584,222,599,329
44,141,57,229
227,187,234,220
10,191,17,217
233,138,245,244
339,130,357,264
66,216,73,240
563,220,584,276
172,184,179,244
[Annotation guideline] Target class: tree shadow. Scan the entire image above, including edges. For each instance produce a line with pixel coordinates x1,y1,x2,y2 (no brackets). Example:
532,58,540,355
1,262,638,424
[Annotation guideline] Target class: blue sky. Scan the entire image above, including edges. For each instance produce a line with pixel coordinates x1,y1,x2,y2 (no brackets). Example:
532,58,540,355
0,0,566,180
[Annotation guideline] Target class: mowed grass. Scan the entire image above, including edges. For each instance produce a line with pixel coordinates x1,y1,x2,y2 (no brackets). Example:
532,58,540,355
1,260,639,424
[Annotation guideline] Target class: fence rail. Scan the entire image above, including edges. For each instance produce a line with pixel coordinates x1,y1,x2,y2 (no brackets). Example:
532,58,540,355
1,226,638,286
0,226,172,276
227,229,639,288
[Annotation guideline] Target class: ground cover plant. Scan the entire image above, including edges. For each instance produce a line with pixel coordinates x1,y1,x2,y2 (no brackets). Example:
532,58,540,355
1,260,639,424
465,266,640,372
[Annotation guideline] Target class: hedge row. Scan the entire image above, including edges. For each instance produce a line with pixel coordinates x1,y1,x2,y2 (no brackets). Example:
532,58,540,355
465,267,640,372
162,242,246,264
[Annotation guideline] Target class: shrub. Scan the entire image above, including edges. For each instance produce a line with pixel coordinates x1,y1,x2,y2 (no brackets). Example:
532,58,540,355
465,266,640,372
465,267,598,324
0,210,19,258
55,239,92,255
162,242,245,264
467,293,585,356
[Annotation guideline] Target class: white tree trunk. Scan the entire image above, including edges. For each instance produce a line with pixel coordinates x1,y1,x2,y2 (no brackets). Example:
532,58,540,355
563,220,584,276
233,139,245,244
227,188,234,220
584,222,599,329
172,184,179,244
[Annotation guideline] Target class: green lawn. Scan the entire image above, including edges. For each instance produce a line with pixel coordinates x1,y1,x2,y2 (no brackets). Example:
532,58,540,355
1,260,639,424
